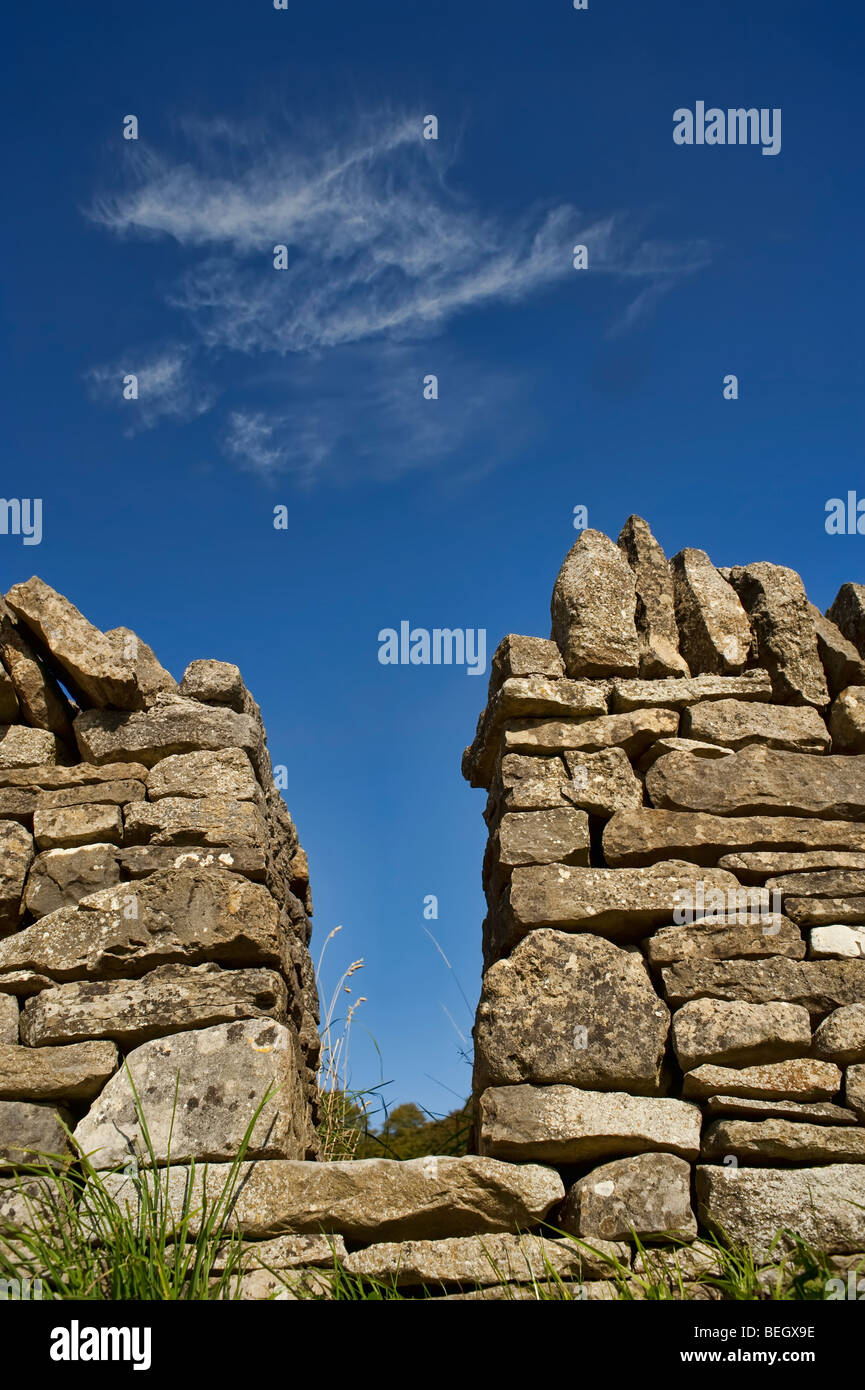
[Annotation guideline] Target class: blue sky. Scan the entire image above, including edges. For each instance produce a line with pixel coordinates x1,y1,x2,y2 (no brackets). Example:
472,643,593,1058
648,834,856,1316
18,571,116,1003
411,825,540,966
2,0,864,1114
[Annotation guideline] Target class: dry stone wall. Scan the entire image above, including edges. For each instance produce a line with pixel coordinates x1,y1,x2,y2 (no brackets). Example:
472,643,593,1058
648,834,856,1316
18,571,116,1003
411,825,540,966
0,577,321,1173
464,518,865,1260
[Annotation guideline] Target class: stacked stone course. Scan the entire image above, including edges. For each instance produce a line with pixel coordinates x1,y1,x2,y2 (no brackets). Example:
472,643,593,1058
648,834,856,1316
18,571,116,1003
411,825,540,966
0,577,321,1178
464,519,865,1262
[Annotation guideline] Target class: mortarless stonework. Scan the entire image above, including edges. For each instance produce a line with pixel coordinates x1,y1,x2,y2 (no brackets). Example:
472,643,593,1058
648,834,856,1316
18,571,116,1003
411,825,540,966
462,517,865,1259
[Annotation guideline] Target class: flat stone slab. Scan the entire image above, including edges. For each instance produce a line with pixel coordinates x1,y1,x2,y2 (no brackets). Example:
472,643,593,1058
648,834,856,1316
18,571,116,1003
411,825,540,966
19,963,287,1047
478,1084,702,1163
0,762,149,789
562,747,643,817
647,745,865,820
696,1163,865,1257
788,898,865,928
33,803,123,850
809,925,865,958
610,672,772,713
74,1020,306,1165
681,699,829,753
74,694,261,768
97,1156,565,1242
474,929,670,1094
644,917,805,967
502,708,678,761
0,1040,117,1101
671,1000,811,1071
660,957,865,1017
488,636,565,696
343,1233,627,1287
702,1118,865,1165
605,809,865,868
560,1151,696,1242
492,808,590,874
682,1059,841,1102
146,748,259,801
0,868,281,982
507,861,740,943
119,844,267,882
718,850,865,883
490,754,570,815
123,796,267,849
704,1094,859,1126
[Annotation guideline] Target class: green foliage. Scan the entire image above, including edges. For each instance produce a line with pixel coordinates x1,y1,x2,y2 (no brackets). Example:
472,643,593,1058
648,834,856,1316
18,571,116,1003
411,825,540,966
349,1098,472,1159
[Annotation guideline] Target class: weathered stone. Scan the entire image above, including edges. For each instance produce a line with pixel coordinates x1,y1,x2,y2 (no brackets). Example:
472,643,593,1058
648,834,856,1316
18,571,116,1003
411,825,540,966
0,821,33,935
644,917,805,967
787,898,865,927
180,659,246,711
488,636,565,700
35,780,144,811
561,748,643,817
99,1155,565,1241
0,972,52,998
0,787,36,825
550,529,640,678
636,738,735,772
24,845,121,918
502,708,678,762
728,563,828,706
33,803,123,851
104,627,176,706
0,995,17,1044
118,844,267,882
208,1232,348,1272
682,1059,841,1102
0,761,149,791
147,748,259,802
682,699,829,753
696,1163,865,1257
5,577,141,709
478,1085,702,1163
343,1232,626,1287
830,686,865,752
846,1065,865,1120
74,694,261,769
20,963,287,1047
606,808,865,869
661,957,865,1016
124,796,266,849
0,601,76,743
0,1040,117,1101
671,1000,811,1071
490,754,569,815
488,810,589,894
0,868,281,982
474,930,670,1094
702,1118,865,1165
560,1152,696,1242
813,1005,865,1064
704,1094,858,1126
827,584,865,658
611,671,772,713
719,850,865,883
670,549,752,675
0,726,60,768
463,679,608,788
74,1020,306,1166
0,664,18,722
507,861,740,944
809,925,865,959
810,605,865,698
617,516,689,678
0,1175,61,1235
0,1101,71,1169
647,745,865,820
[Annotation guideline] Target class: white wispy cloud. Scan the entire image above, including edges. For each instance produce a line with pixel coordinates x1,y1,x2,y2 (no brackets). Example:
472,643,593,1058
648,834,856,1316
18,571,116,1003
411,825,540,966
86,347,215,431
87,111,711,475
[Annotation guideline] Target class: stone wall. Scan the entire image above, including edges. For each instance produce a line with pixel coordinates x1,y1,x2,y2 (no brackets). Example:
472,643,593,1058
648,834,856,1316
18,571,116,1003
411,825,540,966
463,518,865,1260
0,577,321,1172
